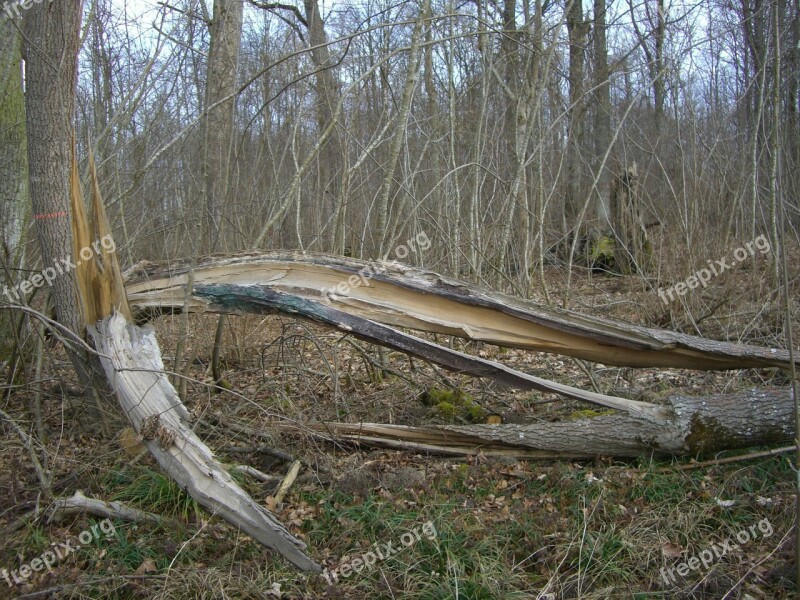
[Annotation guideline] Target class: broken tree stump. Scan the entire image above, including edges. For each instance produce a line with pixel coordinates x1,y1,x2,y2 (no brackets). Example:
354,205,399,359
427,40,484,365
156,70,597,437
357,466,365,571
67,144,319,572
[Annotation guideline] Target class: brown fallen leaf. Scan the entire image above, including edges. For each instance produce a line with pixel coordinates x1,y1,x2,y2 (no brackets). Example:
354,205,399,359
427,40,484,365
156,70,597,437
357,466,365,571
118,426,144,456
661,542,683,558
134,558,158,575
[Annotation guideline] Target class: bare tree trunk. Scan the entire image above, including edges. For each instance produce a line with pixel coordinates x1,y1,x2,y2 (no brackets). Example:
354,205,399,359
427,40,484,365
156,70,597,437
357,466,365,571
21,2,84,333
495,0,523,280
0,23,28,262
768,0,781,285
628,0,667,133
652,0,666,131
375,0,430,256
592,0,611,226
22,0,111,430
611,165,648,273
0,20,29,361
565,0,589,230
304,0,345,250
202,0,244,253
197,0,244,391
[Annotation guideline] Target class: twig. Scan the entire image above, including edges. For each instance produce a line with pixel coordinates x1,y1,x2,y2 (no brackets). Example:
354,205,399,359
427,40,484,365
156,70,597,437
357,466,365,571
234,464,282,484
659,446,796,472
273,460,302,506
48,490,180,528
0,408,52,501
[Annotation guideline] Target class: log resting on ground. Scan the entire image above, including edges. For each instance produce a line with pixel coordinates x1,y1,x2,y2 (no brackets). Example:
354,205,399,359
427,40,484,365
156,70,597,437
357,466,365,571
124,251,796,370
291,387,793,458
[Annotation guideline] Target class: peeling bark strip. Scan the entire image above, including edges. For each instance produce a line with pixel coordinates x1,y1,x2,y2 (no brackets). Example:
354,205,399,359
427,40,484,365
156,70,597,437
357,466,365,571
295,388,794,458
124,251,796,370
88,313,321,573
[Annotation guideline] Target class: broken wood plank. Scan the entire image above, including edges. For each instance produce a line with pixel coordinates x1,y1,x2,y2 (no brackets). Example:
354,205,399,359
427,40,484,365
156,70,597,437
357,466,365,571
124,252,796,370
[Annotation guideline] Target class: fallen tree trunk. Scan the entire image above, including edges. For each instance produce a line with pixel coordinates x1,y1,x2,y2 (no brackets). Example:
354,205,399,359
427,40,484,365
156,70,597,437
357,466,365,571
89,312,320,573
188,284,794,457
124,251,796,370
288,387,794,459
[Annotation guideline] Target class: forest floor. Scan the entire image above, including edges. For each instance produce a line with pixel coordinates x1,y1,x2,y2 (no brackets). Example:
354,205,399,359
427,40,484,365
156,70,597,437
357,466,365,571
0,255,797,599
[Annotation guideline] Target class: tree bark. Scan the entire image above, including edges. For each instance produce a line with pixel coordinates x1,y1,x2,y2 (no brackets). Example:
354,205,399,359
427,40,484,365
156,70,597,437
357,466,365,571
21,0,111,426
610,165,648,273
21,0,84,335
203,0,244,253
0,20,29,354
592,0,611,225
565,0,589,228
303,0,345,239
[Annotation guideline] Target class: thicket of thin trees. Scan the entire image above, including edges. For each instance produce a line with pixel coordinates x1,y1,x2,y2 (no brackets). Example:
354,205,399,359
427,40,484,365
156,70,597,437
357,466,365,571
2,0,798,298
61,0,797,287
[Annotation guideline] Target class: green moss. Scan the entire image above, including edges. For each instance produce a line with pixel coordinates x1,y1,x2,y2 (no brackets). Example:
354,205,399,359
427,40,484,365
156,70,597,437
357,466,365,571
419,385,467,407
436,401,457,419
588,235,615,262
463,402,487,423
423,385,487,423
567,408,615,420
